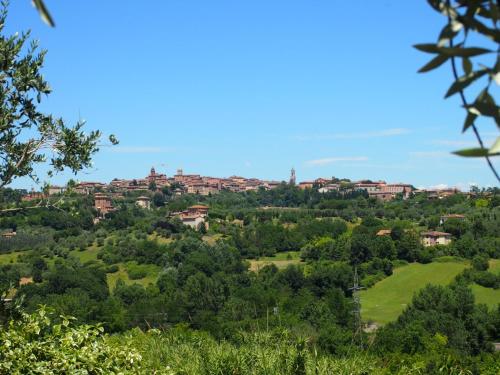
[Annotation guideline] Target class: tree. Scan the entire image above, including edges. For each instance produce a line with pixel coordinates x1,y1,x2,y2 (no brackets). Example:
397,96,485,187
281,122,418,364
0,4,116,188
472,254,489,271
152,191,165,207
416,0,500,182
397,231,423,262
350,226,373,264
372,235,397,260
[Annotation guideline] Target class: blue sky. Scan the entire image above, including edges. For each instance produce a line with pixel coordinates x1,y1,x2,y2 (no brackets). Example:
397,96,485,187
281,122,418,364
5,0,499,190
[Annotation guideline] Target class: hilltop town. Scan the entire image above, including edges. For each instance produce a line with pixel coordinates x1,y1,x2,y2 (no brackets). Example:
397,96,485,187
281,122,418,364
21,166,462,204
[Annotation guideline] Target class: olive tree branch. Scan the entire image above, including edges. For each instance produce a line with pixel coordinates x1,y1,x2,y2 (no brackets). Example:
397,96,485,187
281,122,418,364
445,0,500,183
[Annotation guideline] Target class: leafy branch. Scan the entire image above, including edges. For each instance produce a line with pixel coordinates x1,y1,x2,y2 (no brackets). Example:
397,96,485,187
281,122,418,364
416,0,500,182
0,3,118,189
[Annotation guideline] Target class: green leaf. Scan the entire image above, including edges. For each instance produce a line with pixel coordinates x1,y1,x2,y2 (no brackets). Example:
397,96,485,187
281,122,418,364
462,57,472,75
109,134,119,145
418,54,449,73
413,43,441,54
453,148,490,157
445,69,488,98
426,0,440,11
462,112,477,132
32,0,55,27
440,47,492,57
467,89,500,127
490,137,500,154
438,24,459,46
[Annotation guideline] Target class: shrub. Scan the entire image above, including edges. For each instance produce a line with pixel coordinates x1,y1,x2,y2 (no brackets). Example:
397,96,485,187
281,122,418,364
106,264,119,273
126,263,149,280
474,271,499,289
0,308,142,373
472,255,489,271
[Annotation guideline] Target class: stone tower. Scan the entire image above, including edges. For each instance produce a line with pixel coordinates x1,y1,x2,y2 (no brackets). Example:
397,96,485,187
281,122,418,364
289,168,296,185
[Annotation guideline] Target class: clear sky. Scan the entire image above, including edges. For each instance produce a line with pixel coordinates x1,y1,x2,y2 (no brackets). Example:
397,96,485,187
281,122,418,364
5,0,499,190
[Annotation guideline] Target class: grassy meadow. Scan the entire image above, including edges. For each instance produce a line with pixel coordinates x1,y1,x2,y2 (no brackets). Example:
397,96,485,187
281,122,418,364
359,261,469,324
0,251,23,265
248,251,302,272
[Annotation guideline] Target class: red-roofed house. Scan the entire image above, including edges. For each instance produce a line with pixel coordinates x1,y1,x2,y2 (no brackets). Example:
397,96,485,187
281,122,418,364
420,231,452,247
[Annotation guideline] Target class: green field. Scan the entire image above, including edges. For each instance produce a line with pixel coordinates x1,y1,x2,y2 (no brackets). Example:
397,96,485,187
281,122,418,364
359,261,468,324
248,251,301,272
489,259,500,274
107,262,161,290
470,283,500,309
468,259,500,309
69,245,100,263
0,251,23,265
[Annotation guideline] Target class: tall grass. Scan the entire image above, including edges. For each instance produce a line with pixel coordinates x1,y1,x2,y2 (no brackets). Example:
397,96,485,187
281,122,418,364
109,328,392,374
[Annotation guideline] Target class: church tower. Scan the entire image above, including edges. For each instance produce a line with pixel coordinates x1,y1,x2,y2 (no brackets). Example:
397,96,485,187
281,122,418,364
289,168,296,185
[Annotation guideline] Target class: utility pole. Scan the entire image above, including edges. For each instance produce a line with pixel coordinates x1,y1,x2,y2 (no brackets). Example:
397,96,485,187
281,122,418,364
349,266,364,349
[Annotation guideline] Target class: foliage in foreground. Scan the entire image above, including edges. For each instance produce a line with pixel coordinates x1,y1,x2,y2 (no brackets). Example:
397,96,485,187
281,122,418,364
1,307,499,374
112,327,500,375
0,307,141,374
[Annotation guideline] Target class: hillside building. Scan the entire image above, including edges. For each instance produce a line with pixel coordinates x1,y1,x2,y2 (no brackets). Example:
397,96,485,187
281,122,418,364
136,196,151,209
420,231,452,247
94,193,114,215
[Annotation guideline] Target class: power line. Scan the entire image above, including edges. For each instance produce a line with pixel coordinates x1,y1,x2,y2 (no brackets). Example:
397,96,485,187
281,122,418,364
349,266,364,349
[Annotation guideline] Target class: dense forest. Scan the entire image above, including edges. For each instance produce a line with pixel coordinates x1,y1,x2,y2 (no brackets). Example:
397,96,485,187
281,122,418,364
1,184,499,373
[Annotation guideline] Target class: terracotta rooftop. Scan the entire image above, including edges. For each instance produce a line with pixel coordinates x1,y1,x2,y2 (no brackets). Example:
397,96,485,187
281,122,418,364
420,231,452,237
189,205,209,209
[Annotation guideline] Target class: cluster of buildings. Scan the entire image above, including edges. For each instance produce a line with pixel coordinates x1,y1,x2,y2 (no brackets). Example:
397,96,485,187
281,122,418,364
22,167,467,202
19,167,468,218
377,228,453,247
297,178,414,201
376,214,466,247
106,167,282,195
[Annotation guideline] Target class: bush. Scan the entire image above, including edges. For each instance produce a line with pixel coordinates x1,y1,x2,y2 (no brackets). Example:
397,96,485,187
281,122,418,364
127,268,147,280
126,263,149,280
472,255,489,271
362,272,386,288
474,271,499,289
0,308,142,373
106,264,119,273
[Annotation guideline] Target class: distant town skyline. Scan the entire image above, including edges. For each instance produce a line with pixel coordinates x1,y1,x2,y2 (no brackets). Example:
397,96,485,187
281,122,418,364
11,165,484,193
4,1,499,190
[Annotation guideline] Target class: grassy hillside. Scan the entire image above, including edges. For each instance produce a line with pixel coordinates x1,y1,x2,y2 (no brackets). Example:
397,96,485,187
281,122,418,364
0,251,23,265
359,261,468,324
470,284,500,309
489,259,500,274
248,251,302,272
106,262,161,290
69,245,100,263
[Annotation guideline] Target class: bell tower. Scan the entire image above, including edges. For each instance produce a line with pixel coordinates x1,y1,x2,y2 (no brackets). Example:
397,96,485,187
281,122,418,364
289,168,296,185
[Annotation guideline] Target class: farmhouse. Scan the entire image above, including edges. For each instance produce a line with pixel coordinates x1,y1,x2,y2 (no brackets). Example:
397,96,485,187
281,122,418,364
439,214,465,225
1,229,16,238
136,196,151,209
177,205,209,231
94,193,114,215
180,214,208,230
187,205,209,217
420,231,452,247
376,229,392,236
